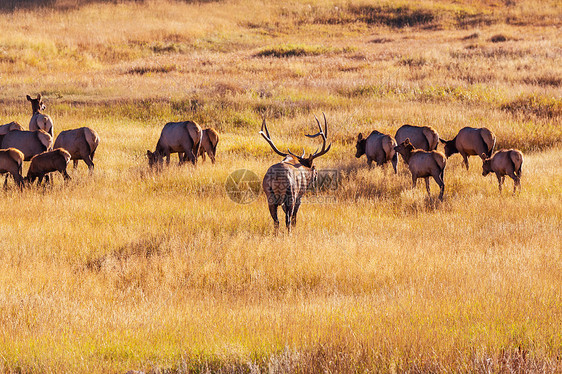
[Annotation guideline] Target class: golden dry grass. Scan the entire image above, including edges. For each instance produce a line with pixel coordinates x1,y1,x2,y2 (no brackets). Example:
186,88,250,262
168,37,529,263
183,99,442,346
0,0,561,373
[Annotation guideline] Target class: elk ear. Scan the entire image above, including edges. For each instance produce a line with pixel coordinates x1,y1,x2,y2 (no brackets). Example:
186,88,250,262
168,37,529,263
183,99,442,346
404,138,411,145
480,153,487,159
26,95,32,101
146,150,152,157
37,93,42,100
439,138,447,144
357,133,363,141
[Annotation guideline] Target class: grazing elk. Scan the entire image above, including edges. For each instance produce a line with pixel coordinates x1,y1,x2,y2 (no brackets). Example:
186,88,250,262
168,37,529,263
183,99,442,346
482,149,523,194
0,148,24,189
147,121,202,168
1,129,53,161
395,124,439,152
439,127,496,170
26,148,71,185
27,94,54,137
395,138,447,201
54,127,100,172
261,114,331,234
198,128,219,164
355,130,398,173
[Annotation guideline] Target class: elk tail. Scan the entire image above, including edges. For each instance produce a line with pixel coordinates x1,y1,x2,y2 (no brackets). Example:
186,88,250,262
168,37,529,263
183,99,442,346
84,127,100,158
433,152,446,171
510,150,523,178
481,128,496,157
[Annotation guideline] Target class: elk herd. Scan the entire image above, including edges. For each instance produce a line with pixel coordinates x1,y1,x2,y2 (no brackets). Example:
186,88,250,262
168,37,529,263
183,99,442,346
1,95,525,234
0,94,100,187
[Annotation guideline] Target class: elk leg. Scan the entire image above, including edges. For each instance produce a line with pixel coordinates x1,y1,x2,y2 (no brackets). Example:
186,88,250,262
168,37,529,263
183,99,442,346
425,177,431,197
282,196,294,233
391,153,398,174
432,171,445,201
182,149,196,165
73,160,79,170
496,173,503,193
61,169,71,181
291,200,301,228
367,158,372,169
268,204,280,235
209,151,216,164
411,174,418,188
3,175,8,189
376,153,386,167
461,152,469,170
200,151,206,163
507,171,519,194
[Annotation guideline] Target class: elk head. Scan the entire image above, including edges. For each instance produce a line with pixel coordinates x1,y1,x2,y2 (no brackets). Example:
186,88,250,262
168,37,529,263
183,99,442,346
27,94,45,113
259,113,331,170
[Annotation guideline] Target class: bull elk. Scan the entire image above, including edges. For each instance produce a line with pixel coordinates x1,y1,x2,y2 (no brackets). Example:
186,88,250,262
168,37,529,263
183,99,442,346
260,114,331,234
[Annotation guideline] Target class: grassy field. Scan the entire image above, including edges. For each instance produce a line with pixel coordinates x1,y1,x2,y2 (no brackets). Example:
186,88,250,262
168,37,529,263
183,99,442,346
0,0,561,372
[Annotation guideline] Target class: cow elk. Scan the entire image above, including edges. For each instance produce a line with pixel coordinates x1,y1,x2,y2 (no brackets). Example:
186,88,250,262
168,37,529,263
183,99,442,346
0,148,24,189
395,124,439,152
27,94,54,137
147,121,202,169
1,129,53,161
54,127,100,172
482,149,523,194
198,128,219,164
395,138,447,201
439,127,496,170
261,114,331,234
355,130,397,173
26,148,71,185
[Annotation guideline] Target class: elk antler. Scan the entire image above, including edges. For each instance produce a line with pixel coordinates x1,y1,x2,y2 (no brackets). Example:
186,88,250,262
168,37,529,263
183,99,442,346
259,118,289,158
306,112,331,160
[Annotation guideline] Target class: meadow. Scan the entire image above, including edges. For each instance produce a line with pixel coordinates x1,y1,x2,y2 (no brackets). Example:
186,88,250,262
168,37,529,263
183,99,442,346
0,0,561,372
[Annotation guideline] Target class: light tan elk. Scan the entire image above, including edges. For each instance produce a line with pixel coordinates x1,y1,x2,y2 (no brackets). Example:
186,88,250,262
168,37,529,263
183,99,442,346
395,124,439,152
27,94,54,137
1,129,53,160
395,138,446,201
26,148,71,185
54,127,100,172
482,149,523,194
0,148,24,189
261,114,331,234
440,127,496,170
198,128,219,164
355,130,397,173
147,121,202,168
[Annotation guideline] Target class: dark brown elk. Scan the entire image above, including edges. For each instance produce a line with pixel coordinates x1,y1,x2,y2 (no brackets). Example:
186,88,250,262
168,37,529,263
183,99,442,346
261,114,331,234
27,94,54,137
198,128,219,164
355,130,397,173
147,121,202,168
26,148,71,185
1,129,53,161
0,148,24,189
395,138,447,201
54,127,100,172
482,149,523,194
0,122,24,144
395,124,439,152
439,127,496,170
